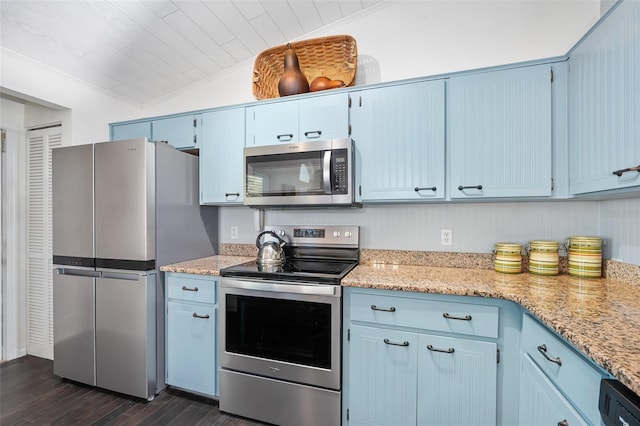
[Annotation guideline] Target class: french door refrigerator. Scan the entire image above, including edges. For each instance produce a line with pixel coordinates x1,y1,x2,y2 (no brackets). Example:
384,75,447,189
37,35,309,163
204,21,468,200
52,138,217,400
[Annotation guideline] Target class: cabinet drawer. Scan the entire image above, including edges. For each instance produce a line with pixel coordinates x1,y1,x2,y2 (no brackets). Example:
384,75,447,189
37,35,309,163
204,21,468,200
167,274,217,304
521,314,605,423
350,293,499,338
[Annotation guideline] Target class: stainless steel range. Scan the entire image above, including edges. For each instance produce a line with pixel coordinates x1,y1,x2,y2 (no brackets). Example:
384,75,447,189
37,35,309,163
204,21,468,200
219,225,359,426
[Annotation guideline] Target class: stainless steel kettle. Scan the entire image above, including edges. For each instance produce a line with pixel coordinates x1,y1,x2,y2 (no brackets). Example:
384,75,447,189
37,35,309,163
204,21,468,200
256,230,287,266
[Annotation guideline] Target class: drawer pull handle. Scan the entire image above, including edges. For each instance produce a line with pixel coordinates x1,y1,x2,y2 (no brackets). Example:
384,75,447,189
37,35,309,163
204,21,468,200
414,186,437,192
182,285,198,292
612,164,640,177
304,130,322,138
458,185,483,191
557,421,569,426
225,192,240,199
442,312,472,321
371,304,396,312
427,344,455,354
192,312,210,319
384,338,409,347
537,344,562,365
276,133,294,141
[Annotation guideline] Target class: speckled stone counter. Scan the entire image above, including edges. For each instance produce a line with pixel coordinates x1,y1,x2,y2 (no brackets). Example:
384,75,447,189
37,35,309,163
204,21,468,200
342,264,640,396
160,255,254,275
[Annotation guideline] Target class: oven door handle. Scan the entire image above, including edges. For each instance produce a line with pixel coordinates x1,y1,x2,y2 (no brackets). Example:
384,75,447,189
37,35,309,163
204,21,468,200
323,150,332,194
221,278,338,296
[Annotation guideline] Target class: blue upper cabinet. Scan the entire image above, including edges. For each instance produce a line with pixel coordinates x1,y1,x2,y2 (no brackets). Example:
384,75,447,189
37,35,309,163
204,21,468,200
568,0,640,195
448,64,553,199
200,107,245,205
350,80,446,201
245,93,349,146
152,114,201,150
111,121,151,141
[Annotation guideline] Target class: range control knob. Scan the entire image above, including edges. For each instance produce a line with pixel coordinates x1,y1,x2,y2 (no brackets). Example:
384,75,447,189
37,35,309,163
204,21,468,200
278,230,286,237
333,230,341,238
344,231,352,238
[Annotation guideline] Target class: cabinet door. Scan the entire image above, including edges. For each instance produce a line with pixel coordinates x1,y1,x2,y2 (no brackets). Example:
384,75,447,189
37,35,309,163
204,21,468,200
349,325,418,426
416,334,497,426
200,108,245,204
152,114,199,150
519,354,588,426
111,122,151,141
569,0,640,194
448,64,553,198
166,301,217,396
351,80,445,201
298,93,349,141
246,101,298,146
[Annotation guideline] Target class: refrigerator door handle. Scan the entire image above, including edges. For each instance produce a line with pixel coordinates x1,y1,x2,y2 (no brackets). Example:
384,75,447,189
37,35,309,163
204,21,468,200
56,268,101,278
100,271,145,281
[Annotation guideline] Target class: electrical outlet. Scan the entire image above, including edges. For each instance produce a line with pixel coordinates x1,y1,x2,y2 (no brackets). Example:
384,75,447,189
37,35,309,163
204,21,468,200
441,229,452,246
230,226,238,239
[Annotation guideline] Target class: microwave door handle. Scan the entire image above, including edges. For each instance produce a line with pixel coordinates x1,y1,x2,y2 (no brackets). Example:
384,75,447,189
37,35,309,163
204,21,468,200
323,150,332,194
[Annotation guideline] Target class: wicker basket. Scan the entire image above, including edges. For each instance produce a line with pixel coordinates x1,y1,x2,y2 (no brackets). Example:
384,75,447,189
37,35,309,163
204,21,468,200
252,35,357,100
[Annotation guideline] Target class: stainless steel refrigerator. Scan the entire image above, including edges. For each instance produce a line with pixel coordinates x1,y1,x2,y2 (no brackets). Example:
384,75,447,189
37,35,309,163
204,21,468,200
52,138,217,400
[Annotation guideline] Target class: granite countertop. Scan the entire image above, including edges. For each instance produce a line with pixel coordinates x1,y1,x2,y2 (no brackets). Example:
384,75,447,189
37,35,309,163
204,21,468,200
160,255,255,275
161,253,640,396
342,264,640,396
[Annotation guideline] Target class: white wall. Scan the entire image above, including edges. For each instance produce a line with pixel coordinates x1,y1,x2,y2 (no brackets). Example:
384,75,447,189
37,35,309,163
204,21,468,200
141,0,601,116
600,197,640,265
0,49,140,145
0,98,28,360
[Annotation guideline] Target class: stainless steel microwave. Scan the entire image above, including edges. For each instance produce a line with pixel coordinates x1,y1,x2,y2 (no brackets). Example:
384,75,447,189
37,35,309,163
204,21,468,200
243,138,358,207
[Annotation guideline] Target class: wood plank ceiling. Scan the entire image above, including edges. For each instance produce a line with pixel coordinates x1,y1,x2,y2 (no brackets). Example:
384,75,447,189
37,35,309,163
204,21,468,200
0,0,381,105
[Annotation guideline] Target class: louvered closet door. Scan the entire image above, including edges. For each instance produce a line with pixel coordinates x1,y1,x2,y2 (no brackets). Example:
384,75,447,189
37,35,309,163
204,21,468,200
27,126,62,359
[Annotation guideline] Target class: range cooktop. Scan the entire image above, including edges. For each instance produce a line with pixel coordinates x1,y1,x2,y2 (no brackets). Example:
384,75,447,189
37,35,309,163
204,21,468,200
220,258,358,285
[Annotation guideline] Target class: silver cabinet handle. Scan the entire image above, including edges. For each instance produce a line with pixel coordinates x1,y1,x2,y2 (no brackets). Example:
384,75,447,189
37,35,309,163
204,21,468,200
384,338,409,347
371,304,396,312
192,312,210,319
182,285,198,292
537,344,562,365
558,420,569,426
277,133,294,141
612,164,640,177
304,130,322,138
442,312,472,321
414,186,437,192
427,344,455,354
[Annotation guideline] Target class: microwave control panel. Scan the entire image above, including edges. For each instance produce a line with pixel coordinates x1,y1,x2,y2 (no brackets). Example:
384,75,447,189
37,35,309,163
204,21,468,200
332,149,348,194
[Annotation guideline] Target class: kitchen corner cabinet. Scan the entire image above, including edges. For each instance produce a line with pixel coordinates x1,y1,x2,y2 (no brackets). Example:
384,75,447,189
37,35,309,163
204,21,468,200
111,121,151,141
152,114,201,150
350,80,446,202
344,288,505,426
447,64,553,199
199,107,245,204
568,0,640,195
245,92,349,146
165,273,218,397
519,314,609,425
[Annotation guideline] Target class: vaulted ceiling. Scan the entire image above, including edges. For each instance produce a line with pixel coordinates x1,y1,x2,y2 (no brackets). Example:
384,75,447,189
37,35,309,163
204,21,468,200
0,1,382,106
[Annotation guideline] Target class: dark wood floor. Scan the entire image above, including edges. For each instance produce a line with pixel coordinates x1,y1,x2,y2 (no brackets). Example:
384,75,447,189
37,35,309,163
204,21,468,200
0,356,267,425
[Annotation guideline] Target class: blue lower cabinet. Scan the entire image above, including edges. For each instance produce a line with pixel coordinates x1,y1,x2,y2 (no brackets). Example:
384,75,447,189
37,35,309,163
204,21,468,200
519,354,587,425
165,273,218,397
349,325,418,426
417,334,497,426
345,288,502,426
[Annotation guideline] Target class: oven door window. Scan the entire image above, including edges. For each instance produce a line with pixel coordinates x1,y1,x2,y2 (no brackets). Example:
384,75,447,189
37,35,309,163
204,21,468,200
246,151,327,197
225,294,332,369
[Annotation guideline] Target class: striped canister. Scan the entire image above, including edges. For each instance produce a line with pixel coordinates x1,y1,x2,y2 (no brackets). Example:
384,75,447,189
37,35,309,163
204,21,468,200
565,236,603,278
494,243,523,274
528,240,560,276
